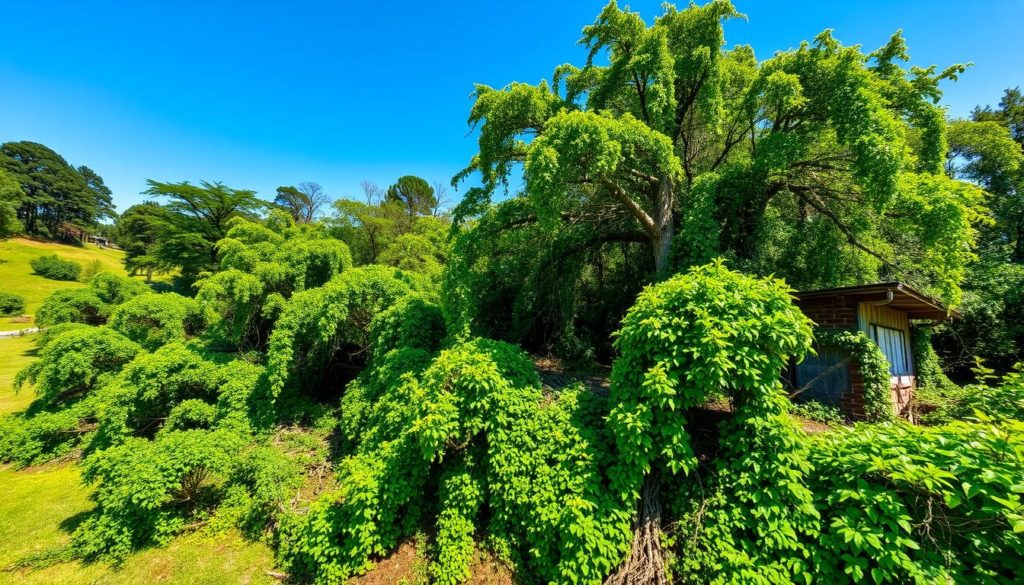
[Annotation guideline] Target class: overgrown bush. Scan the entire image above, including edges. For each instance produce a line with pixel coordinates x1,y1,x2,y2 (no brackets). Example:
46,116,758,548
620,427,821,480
35,288,110,327
89,272,149,305
2,327,142,465
109,292,205,350
806,420,1024,582
30,254,81,281
71,429,249,561
280,337,629,585
0,290,25,316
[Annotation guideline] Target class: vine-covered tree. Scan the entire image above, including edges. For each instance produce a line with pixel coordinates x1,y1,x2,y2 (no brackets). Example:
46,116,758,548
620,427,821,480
449,1,986,360
455,1,982,305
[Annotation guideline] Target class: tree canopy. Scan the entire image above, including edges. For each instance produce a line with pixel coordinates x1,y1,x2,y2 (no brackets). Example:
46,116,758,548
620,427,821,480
0,141,116,238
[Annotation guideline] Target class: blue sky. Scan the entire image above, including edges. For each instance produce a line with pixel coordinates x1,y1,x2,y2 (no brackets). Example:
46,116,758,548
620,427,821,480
1,1,1021,211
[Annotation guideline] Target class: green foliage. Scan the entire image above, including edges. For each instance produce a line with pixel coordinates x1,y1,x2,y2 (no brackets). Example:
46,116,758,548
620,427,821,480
0,167,24,239
610,261,818,583
35,288,110,327
3,327,142,465
71,429,248,561
790,401,845,425
923,364,1024,425
812,329,895,422
281,337,631,585
109,293,205,351
15,326,141,409
609,260,813,480
0,290,26,316
0,141,114,237
30,254,81,281
386,175,437,218
33,272,149,328
197,216,352,350
89,272,150,305
806,420,1024,582
143,179,266,281
911,326,963,424
267,265,424,398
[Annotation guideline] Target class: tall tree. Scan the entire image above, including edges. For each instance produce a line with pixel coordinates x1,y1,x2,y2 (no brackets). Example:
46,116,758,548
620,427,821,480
275,181,330,223
967,88,1024,262
455,1,981,304
386,175,436,218
0,141,105,237
0,168,24,239
144,180,265,279
77,165,116,223
114,202,175,282
935,90,1024,377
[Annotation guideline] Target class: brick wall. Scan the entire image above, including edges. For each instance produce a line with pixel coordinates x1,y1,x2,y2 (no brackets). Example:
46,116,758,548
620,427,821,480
797,296,858,329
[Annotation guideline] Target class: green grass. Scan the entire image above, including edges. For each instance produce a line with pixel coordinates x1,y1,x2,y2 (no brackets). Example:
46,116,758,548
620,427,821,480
0,334,37,415
0,336,279,584
0,237,137,331
0,464,278,585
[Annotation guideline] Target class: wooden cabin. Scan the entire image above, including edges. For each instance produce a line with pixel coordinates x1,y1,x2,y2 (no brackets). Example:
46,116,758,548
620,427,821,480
792,283,959,421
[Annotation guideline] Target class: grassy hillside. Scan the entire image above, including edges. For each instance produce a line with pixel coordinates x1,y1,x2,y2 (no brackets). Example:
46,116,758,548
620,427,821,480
0,334,278,584
0,238,136,331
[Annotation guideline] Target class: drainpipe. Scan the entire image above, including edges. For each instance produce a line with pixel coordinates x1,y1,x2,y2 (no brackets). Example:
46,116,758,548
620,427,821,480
866,290,894,307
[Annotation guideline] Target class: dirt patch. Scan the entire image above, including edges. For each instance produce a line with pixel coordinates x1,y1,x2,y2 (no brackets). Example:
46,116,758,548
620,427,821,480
348,542,514,585
533,355,611,395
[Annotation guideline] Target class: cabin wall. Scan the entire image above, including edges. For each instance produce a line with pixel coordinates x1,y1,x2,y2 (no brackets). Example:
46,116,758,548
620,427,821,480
857,303,916,418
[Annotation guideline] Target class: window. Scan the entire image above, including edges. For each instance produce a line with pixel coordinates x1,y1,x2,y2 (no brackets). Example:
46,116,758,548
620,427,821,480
869,324,910,375
794,345,850,406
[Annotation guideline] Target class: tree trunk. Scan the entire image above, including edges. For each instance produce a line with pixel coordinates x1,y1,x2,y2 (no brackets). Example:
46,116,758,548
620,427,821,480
653,222,673,275
605,474,668,585
652,175,675,276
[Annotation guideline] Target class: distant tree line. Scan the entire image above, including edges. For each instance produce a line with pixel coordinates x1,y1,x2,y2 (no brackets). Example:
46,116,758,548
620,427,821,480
113,175,449,285
0,141,115,240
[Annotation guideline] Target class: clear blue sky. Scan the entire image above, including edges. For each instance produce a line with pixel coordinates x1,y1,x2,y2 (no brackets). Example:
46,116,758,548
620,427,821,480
1,1,1021,212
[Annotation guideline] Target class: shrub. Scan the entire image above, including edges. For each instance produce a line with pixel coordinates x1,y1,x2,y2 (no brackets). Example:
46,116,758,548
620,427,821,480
15,326,142,409
30,254,82,281
944,364,1024,423
109,293,205,351
80,258,104,281
35,288,110,327
791,401,845,425
807,420,1024,582
89,272,150,305
280,338,630,585
0,291,25,316
2,327,142,465
267,265,422,397
71,429,248,561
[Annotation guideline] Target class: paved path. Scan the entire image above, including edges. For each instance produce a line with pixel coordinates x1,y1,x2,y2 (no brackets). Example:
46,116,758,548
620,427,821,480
0,327,39,338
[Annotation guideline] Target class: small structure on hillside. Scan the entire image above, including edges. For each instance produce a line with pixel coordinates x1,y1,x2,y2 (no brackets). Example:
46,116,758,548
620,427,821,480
791,282,960,421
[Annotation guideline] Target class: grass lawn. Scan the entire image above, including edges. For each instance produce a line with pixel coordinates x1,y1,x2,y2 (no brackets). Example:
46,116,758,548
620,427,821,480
0,237,136,331
0,334,37,415
0,464,278,585
0,334,279,584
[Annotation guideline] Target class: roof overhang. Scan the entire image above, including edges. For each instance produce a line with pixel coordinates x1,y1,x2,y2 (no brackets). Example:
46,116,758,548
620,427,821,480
795,282,961,321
